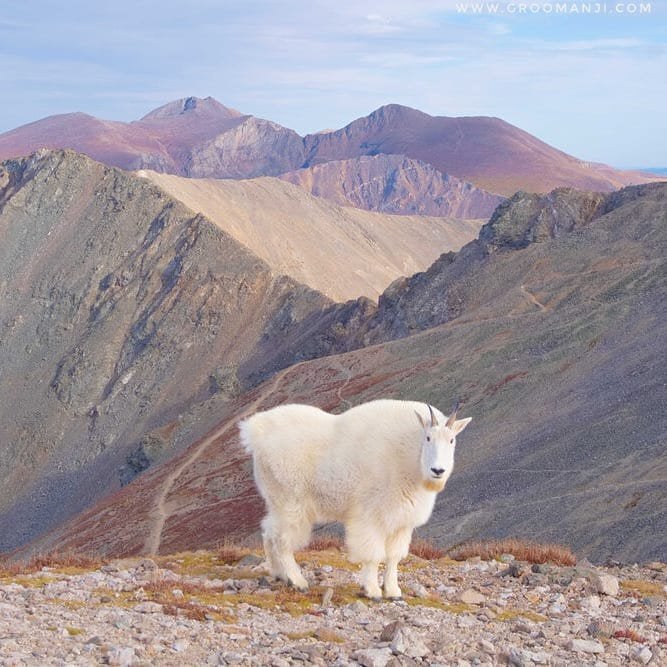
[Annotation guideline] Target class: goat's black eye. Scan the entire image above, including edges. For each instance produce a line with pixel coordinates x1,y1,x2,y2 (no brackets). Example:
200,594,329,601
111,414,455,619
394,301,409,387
450,439,454,444
426,436,431,442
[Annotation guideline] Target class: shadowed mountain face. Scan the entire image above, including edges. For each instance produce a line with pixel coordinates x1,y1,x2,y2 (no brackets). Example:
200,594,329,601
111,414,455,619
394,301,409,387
22,182,667,564
279,154,505,219
0,150,332,551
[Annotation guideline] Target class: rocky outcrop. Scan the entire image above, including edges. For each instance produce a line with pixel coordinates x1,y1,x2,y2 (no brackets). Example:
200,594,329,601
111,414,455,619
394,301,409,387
280,154,505,219
248,183,664,366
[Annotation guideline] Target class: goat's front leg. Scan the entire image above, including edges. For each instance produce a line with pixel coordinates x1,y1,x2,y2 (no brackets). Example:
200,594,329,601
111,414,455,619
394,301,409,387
345,519,384,600
383,528,412,599
359,560,382,600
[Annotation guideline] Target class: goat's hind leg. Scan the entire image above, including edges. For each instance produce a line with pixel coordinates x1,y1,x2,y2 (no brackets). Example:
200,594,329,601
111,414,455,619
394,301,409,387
260,514,279,576
263,510,311,591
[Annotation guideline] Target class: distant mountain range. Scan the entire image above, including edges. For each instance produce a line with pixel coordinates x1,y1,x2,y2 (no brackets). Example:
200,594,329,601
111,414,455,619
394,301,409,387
0,96,660,216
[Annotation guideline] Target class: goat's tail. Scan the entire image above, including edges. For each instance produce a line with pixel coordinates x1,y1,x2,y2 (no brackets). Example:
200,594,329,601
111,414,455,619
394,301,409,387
237,417,254,454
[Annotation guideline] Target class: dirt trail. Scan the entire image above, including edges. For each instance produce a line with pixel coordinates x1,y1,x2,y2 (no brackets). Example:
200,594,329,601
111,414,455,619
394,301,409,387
332,358,354,411
520,284,548,312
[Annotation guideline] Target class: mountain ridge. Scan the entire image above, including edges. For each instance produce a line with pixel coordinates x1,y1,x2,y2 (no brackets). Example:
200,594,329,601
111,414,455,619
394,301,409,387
139,169,482,301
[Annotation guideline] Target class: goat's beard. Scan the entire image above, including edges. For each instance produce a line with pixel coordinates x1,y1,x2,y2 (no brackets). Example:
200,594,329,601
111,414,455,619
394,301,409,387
422,478,446,493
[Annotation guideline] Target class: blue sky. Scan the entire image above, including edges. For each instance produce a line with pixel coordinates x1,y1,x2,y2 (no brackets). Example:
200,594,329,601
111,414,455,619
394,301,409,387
0,0,664,167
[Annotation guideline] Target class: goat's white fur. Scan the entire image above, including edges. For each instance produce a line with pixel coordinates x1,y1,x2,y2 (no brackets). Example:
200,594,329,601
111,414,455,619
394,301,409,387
239,399,471,599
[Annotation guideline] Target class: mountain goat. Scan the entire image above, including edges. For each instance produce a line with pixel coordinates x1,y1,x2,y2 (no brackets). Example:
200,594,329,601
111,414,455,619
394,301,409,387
238,399,471,599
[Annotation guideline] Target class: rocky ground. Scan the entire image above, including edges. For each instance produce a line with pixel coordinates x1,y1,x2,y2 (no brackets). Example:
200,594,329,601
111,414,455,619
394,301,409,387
1,547,666,666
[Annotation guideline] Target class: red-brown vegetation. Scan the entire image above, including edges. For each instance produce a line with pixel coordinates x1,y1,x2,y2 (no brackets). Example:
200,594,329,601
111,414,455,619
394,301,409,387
447,538,576,566
613,628,648,643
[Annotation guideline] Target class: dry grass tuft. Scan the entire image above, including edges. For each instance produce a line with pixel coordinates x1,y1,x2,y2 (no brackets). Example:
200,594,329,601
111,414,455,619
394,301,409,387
0,552,104,576
216,542,253,565
409,538,446,560
139,579,234,622
306,535,344,552
447,538,576,566
620,579,666,598
495,608,549,623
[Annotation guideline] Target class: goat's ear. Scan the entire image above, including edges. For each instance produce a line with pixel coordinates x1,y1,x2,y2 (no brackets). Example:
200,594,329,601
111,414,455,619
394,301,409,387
415,410,427,429
452,417,472,435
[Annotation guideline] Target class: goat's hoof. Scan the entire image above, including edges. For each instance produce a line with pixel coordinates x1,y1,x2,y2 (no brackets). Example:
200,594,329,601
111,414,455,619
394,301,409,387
286,578,309,592
361,588,383,601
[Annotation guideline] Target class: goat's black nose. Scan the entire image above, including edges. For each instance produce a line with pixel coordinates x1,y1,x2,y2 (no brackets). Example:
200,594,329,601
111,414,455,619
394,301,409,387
431,467,445,477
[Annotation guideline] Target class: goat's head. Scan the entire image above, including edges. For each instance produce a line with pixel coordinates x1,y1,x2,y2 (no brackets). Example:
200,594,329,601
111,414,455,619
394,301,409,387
415,402,471,492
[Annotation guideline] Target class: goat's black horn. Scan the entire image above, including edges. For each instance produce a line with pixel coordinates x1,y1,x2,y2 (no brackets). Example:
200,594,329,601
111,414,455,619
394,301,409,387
446,400,460,428
427,404,439,427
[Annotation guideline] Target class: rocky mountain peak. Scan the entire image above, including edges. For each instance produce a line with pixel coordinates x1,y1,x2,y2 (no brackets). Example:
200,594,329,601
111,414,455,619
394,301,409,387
139,96,243,122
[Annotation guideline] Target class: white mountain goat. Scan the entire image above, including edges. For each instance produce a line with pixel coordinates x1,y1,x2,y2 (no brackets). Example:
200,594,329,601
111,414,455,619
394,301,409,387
238,399,471,599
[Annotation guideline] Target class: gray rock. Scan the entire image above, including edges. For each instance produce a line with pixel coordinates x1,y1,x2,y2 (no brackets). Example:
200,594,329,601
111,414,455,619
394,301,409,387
508,561,528,578
386,657,421,667
134,601,163,614
389,626,430,658
587,619,615,638
478,639,495,654
172,639,189,652
354,647,394,667
319,586,334,607
580,595,601,611
137,558,158,572
408,582,429,598
104,645,136,667
237,554,264,568
458,589,486,605
380,621,404,642
630,646,653,664
508,648,533,667
588,571,620,596
568,638,604,654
